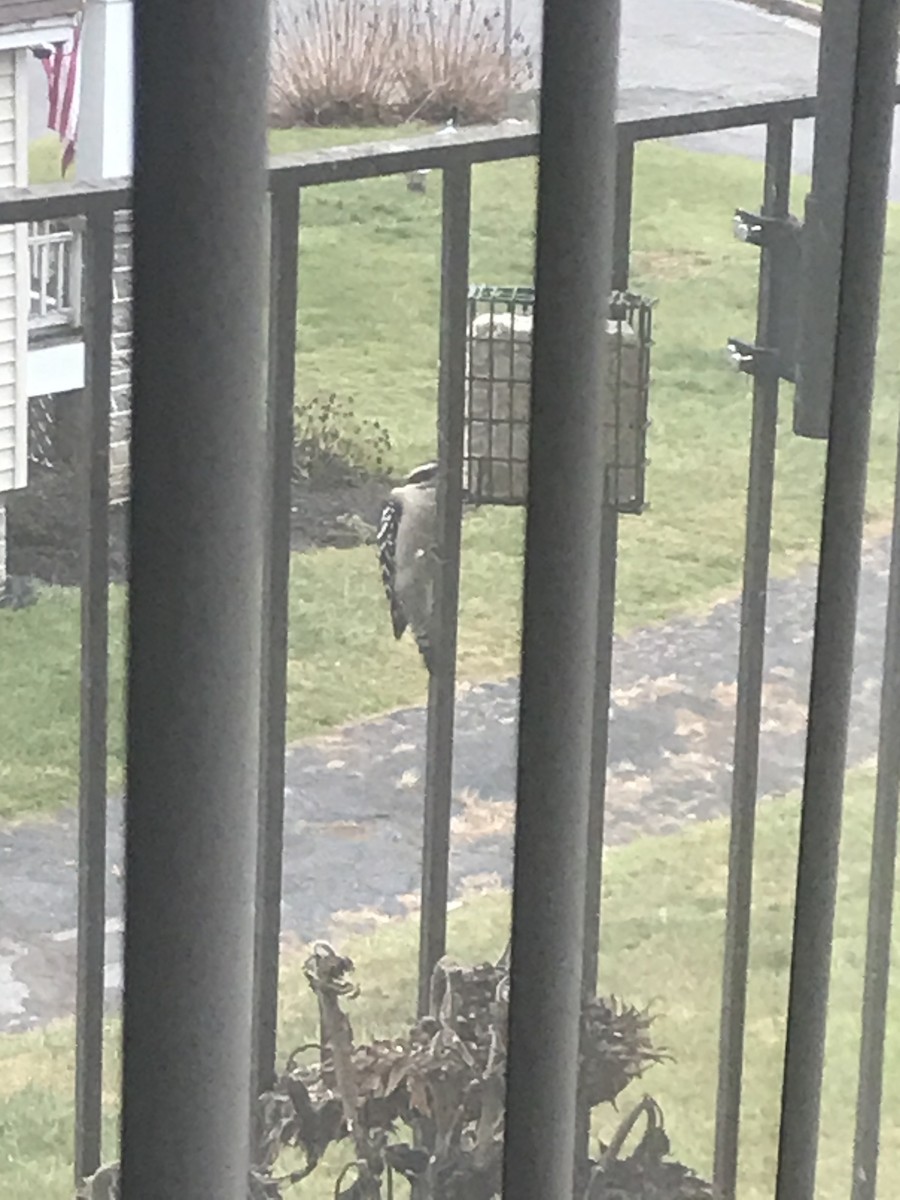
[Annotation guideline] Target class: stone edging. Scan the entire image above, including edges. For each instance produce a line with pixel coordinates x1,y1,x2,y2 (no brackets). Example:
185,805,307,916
739,0,821,26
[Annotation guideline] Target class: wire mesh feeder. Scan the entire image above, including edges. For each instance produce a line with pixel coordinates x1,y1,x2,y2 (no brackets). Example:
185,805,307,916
464,285,655,513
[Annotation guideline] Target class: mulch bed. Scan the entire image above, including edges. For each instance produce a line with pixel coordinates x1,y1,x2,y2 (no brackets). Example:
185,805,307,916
5,462,389,590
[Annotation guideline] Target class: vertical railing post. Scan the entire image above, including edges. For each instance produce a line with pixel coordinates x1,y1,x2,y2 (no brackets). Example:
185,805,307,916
850,410,900,1200
416,161,471,1016
120,0,269,1194
713,117,793,1200
252,182,300,1097
775,3,899,1197
576,132,633,1179
70,222,84,329
611,137,634,296
582,132,634,994
793,0,861,438
503,0,620,1193
74,201,115,1185
503,0,514,85
38,221,49,318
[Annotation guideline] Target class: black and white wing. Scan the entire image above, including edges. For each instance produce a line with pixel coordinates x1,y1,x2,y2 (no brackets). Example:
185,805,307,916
376,497,407,640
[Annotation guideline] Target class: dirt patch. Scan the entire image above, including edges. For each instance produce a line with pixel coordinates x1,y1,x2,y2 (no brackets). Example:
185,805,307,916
289,470,386,553
5,468,130,588
5,462,388,588
450,790,515,842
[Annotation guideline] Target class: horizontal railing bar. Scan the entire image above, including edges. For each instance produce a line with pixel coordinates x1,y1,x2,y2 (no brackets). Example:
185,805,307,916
623,92,819,140
7,87,900,225
262,94,832,188
28,230,76,243
270,122,537,186
0,183,128,223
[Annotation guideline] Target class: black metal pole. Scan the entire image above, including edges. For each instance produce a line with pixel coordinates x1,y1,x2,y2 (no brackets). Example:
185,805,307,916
575,503,618,1183
503,0,620,1195
793,0,861,438
581,133,634,999
417,163,471,1016
581,514,618,990
503,0,514,86
775,2,899,1196
120,0,269,1195
850,411,900,1200
713,118,793,1200
252,184,300,1098
611,137,634,296
74,205,114,1185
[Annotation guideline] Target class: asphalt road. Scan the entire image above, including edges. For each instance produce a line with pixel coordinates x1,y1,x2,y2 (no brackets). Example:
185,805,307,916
508,0,820,105
503,0,900,196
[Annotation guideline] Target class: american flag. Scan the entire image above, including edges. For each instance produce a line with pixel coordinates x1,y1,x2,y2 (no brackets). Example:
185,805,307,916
32,24,81,176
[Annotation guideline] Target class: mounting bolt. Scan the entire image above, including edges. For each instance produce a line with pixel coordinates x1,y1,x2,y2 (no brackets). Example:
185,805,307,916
733,209,764,246
733,213,759,244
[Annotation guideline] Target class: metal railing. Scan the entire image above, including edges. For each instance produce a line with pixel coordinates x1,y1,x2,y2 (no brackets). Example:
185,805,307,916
2,86,899,1200
27,219,82,333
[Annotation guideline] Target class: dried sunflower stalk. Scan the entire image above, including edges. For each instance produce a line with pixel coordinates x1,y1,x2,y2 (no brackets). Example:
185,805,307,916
263,942,672,1196
74,941,710,1200
585,1096,714,1200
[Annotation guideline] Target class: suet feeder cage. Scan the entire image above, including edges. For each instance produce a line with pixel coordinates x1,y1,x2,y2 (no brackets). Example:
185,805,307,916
464,285,654,514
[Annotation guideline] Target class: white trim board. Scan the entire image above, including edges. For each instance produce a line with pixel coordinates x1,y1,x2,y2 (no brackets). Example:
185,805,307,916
27,338,84,396
0,22,77,52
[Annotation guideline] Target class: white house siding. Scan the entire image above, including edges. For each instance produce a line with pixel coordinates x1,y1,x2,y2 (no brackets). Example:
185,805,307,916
0,46,26,501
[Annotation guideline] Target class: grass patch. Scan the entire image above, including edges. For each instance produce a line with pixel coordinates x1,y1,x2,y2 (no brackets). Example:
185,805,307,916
28,135,70,184
2,766,897,1198
3,128,900,821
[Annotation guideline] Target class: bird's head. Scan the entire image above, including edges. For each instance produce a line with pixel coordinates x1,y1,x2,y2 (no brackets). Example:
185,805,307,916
405,462,438,487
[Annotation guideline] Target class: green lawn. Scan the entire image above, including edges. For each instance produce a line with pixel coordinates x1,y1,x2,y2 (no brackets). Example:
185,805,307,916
4,129,900,821
2,765,896,1199
28,135,71,184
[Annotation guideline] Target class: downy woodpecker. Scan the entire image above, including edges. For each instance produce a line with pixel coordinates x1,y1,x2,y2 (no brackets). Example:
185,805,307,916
376,462,439,673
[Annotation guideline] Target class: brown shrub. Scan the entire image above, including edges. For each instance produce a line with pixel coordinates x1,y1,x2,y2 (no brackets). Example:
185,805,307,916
269,0,534,129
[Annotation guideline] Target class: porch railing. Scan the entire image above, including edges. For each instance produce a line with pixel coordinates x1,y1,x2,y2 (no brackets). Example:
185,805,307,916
27,218,82,334
1,87,899,1200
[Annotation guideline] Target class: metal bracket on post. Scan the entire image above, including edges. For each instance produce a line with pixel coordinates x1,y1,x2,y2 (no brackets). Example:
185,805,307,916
726,338,778,378
733,207,798,248
729,207,803,383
